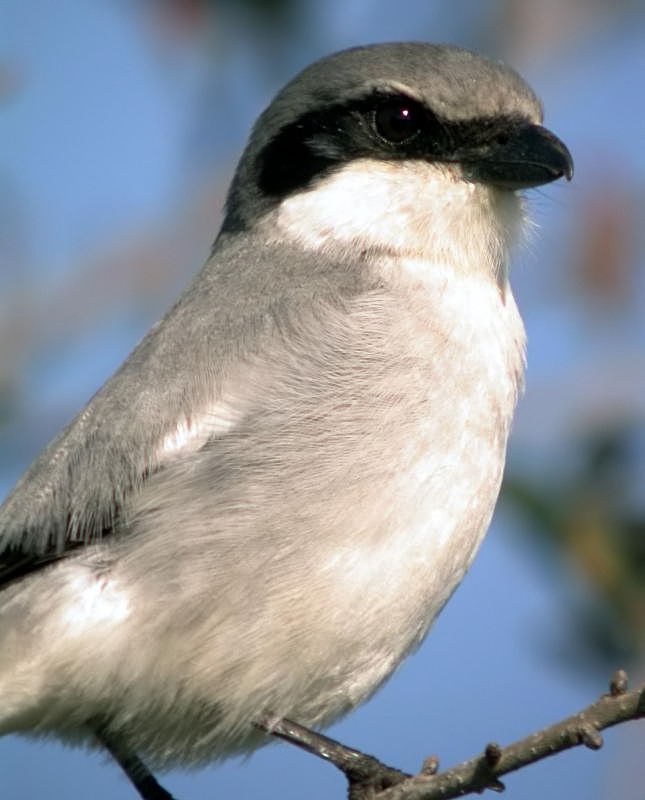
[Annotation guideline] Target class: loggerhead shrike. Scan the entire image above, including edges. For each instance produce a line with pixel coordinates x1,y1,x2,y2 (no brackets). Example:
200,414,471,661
0,42,572,798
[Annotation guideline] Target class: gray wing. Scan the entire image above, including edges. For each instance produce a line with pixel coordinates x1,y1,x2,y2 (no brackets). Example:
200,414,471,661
0,284,221,585
0,234,372,587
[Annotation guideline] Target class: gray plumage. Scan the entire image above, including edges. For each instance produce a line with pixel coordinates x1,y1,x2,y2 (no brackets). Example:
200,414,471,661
0,42,572,777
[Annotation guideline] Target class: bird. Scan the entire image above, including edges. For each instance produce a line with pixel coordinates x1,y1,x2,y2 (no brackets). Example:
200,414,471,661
0,42,572,798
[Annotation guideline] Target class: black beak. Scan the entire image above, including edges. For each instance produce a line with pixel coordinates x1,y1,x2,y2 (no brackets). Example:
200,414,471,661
459,122,574,190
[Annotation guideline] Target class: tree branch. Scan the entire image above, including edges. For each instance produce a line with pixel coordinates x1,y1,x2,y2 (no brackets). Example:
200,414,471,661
265,670,645,800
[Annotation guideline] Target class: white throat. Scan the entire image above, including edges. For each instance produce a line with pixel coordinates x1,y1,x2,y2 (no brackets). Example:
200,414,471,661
265,158,526,288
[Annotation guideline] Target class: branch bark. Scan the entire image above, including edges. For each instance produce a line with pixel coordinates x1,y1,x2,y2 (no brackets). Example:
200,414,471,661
265,670,645,800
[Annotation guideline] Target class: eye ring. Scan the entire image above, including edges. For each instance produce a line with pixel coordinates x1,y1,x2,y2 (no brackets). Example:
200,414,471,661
373,99,423,145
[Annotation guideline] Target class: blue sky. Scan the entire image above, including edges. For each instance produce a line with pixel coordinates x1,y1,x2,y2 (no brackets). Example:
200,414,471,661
1,2,644,799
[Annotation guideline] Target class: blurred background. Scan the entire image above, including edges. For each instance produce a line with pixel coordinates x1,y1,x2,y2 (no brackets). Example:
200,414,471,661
1,1,644,798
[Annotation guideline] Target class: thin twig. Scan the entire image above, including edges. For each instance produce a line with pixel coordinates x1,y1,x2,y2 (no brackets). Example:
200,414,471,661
379,669,645,799
261,670,644,800
257,715,409,793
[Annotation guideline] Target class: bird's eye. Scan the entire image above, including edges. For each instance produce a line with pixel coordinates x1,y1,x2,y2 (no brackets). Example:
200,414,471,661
373,99,423,144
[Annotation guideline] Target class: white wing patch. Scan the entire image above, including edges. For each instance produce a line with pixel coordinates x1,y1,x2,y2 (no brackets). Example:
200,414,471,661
60,571,131,632
154,368,261,466
159,403,241,459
